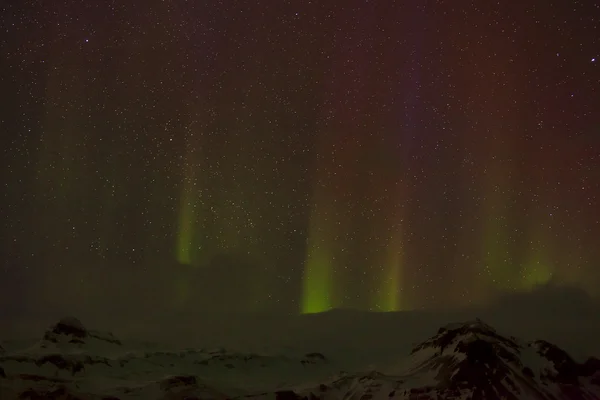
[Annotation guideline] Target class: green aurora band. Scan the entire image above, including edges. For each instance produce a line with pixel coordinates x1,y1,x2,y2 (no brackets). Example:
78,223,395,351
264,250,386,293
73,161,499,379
301,188,335,314
175,129,202,267
375,232,404,312
521,223,554,289
176,186,195,266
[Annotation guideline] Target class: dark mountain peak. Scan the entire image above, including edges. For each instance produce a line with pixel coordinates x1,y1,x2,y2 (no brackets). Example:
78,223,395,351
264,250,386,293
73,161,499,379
50,317,88,339
411,318,520,357
581,357,600,378
42,317,121,347
399,320,600,400
532,340,600,388
405,319,572,399
531,339,579,384
439,317,494,333
532,339,574,365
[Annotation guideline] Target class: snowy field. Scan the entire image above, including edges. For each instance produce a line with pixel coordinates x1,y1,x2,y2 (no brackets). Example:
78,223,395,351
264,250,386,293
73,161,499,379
1,287,600,399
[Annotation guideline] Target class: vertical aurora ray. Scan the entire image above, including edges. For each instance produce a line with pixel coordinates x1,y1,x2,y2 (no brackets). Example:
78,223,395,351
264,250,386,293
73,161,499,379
481,200,513,289
301,185,335,314
478,128,519,291
301,242,333,314
176,180,196,265
299,42,343,313
451,32,527,297
374,231,404,311
172,267,191,308
172,126,203,308
522,247,553,288
369,173,408,312
520,216,554,289
175,129,200,266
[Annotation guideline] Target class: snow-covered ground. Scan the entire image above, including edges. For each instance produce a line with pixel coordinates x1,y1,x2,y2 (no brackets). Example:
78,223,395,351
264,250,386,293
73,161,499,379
1,301,600,399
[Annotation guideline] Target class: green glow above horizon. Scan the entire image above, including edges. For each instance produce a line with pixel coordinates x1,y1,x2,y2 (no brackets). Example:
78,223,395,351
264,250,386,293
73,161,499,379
301,246,333,314
521,240,553,289
176,135,199,267
517,218,555,290
174,188,195,308
375,233,404,312
386,247,403,312
172,273,190,308
176,187,195,265
522,259,553,288
301,194,334,314
481,160,515,290
479,139,520,291
482,212,514,289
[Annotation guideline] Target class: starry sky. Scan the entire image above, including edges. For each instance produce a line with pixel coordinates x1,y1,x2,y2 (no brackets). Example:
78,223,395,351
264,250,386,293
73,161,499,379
1,0,598,317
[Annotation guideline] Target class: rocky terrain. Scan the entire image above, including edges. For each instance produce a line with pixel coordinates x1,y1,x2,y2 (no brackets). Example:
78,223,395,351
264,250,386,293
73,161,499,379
0,316,599,399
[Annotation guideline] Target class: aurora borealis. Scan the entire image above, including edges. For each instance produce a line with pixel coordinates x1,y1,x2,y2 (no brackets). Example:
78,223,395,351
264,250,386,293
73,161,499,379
1,0,598,317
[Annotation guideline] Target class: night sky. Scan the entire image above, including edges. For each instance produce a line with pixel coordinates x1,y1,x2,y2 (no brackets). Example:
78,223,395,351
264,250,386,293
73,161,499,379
1,0,598,317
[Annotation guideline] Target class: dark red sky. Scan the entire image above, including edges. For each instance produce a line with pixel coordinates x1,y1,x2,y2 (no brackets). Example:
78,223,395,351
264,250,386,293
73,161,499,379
0,0,598,316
